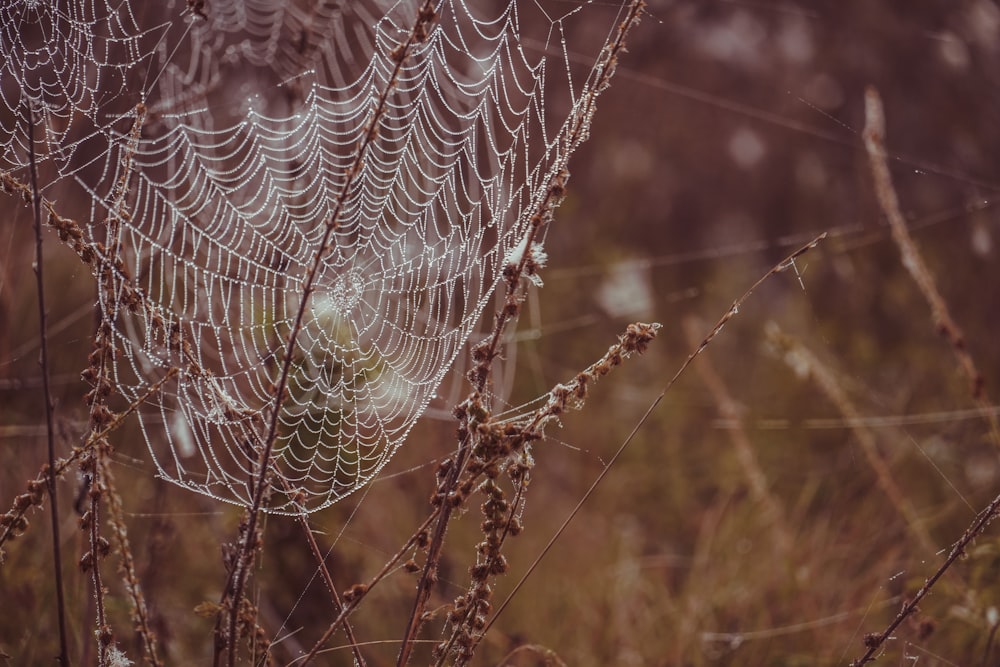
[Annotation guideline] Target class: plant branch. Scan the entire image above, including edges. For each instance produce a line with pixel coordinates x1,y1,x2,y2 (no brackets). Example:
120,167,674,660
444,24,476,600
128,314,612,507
850,489,1000,665
766,323,936,554
0,368,178,553
484,233,827,634
98,453,162,666
395,5,648,663
78,101,149,666
221,5,439,665
293,510,440,666
273,471,367,667
863,86,1000,448
684,315,793,558
26,100,71,667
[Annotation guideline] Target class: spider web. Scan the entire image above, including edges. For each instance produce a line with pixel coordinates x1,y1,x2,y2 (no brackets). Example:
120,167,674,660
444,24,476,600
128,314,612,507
1,0,634,513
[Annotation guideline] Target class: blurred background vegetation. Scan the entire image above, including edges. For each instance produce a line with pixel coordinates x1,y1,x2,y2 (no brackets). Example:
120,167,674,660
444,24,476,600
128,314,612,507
3,1,1000,665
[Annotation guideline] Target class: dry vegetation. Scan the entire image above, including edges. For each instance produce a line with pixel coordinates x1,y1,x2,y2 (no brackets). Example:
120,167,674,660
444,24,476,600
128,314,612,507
3,2,1000,666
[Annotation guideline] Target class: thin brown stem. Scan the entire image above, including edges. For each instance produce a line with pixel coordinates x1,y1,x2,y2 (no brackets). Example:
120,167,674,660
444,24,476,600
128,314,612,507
294,510,440,666
396,5,648,663
484,234,827,635
684,315,793,558
0,368,177,552
766,323,936,554
98,454,162,666
982,618,999,667
26,102,71,667
863,86,1000,449
445,464,532,665
851,488,1000,665
273,471,366,667
296,515,366,666
222,6,439,665
86,449,111,666
395,436,467,667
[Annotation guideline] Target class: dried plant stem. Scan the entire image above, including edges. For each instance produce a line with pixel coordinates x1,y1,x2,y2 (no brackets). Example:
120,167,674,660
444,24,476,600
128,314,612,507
86,449,112,666
80,104,151,665
851,488,1000,665
26,102,70,667
863,86,1000,448
982,618,999,667
438,471,531,666
496,645,567,667
484,234,827,634
766,323,936,554
1,105,173,571
220,7,439,666
420,323,660,665
0,368,177,553
456,323,654,656
683,315,793,558
272,471,366,667
395,439,466,667
396,6,647,663
97,454,162,666
295,511,440,666
0,164,197,376
294,515,366,666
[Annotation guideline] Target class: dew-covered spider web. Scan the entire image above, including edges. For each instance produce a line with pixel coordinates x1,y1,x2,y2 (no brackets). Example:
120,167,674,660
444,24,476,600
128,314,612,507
1,0,636,512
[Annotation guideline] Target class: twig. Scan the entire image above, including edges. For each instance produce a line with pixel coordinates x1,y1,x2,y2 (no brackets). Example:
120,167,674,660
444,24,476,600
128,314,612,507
98,453,162,666
221,5,439,666
394,428,470,667
483,233,827,635
294,514,366,666
395,5,648,663
272,471,366,667
766,323,936,554
293,511,440,666
850,489,1000,665
26,100,71,667
496,644,567,667
982,615,999,667
684,315,793,557
863,86,1000,449
0,368,178,552
84,448,111,666
79,103,150,665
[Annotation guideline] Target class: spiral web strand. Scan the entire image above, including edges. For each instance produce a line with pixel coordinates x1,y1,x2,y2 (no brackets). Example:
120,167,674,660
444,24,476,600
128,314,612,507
1,0,633,512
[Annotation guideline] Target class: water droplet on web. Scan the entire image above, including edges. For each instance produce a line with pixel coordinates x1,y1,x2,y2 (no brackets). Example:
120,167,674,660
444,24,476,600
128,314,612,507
328,268,365,315
0,0,647,511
